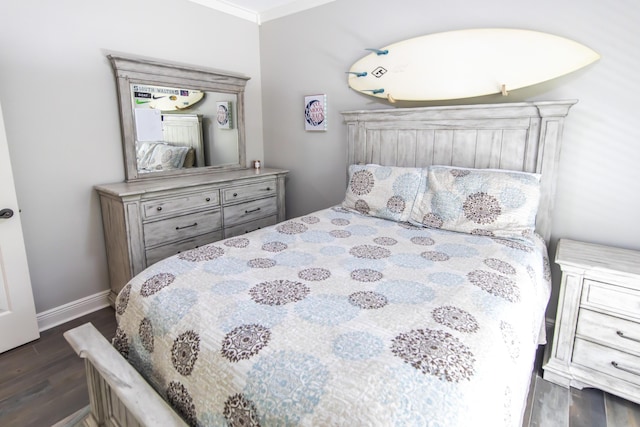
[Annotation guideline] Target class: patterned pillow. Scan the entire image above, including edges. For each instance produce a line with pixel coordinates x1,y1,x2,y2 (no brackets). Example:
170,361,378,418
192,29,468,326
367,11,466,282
409,165,541,239
137,142,190,172
342,164,424,222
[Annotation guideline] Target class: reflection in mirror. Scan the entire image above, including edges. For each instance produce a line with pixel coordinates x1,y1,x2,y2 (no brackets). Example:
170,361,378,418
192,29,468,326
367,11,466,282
108,54,249,182
130,83,239,173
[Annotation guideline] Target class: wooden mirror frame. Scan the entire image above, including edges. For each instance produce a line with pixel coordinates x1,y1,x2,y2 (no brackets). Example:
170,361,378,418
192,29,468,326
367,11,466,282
108,54,250,182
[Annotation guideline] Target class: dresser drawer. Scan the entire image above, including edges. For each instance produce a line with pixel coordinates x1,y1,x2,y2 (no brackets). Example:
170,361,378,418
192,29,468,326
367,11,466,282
573,338,640,386
576,309,640,355
222,179,276,203
581,279,640,319
145,231,223,266
142,190,220,219
225,215,278,238
143,209,222,247
223,197,277,227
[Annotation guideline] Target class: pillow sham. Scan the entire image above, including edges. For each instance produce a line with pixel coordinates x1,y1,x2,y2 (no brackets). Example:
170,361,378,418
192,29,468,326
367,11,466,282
137,142,190,172
183,148,195,168
409,165,541,239
342,164,424,222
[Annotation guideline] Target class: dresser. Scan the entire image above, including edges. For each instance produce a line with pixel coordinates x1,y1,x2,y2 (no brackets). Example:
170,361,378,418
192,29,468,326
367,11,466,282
96,168,288,305
543,239,640,404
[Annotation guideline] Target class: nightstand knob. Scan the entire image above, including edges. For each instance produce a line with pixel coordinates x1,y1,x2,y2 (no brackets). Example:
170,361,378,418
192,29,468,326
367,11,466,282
206,197,211,202
616,330,640,343
611,361,640,376
157,206,162,211
233,192,238,197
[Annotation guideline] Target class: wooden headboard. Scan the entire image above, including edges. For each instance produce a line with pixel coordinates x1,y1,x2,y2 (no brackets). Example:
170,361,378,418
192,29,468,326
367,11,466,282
341,100,577,243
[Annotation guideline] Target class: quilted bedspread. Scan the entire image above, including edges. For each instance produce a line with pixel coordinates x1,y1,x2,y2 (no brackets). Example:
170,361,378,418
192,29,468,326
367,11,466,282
114,206,551,427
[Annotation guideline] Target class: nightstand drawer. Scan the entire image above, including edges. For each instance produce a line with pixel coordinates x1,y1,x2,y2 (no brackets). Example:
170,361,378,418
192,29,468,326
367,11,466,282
142,190,220,219
573,338,640,386
222,179,276,203
544,239,640,403
145,231,223,266
223,197,277,227
581,279,640,319
576,309,640,355
144,209,222,247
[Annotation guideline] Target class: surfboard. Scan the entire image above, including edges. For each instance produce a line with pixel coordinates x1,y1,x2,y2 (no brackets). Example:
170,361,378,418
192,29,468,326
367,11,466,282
132,84,205,111
347,29,600,102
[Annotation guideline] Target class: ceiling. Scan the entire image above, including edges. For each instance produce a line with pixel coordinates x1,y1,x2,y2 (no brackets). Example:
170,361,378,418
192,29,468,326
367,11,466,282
188,0,336,24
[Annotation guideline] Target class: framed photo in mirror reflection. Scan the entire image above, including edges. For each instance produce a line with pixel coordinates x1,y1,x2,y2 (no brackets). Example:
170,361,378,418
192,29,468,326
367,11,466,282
216,101,233,129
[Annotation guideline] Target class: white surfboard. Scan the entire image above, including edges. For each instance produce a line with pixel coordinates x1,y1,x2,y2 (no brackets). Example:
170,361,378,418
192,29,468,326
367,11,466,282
347,29,600,102
149,90,204,111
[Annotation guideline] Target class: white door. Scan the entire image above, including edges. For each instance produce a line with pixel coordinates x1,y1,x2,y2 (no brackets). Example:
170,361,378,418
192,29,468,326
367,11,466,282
0,101,39,353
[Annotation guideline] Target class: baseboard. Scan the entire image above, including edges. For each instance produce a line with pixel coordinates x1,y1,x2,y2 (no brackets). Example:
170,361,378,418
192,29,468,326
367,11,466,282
37,290,111,332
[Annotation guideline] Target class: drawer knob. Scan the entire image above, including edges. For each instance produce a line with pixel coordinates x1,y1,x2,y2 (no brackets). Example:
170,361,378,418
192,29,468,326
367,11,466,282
245,207,261,214
266,187,271,191
206,197,211,202
233,193,238,197
157,207,162,211
616,330,640,343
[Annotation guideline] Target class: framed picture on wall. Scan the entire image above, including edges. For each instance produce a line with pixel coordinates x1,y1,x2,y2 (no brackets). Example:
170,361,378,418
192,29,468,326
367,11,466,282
304,94,327,131
216,101,233,129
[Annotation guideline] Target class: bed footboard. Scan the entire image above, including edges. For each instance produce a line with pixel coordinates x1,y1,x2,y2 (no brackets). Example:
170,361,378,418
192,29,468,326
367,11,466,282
64,323,186,427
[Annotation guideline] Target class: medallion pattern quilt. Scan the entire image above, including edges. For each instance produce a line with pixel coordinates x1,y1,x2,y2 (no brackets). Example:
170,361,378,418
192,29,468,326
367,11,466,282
114,206,551,426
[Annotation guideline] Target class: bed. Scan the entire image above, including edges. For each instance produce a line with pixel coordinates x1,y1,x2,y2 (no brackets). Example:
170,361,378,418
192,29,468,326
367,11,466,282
65,100,576,427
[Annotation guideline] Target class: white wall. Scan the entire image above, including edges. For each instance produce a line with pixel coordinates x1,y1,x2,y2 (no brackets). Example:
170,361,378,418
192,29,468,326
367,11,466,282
0,0,263,312
2,0,638,318
259,0,640,317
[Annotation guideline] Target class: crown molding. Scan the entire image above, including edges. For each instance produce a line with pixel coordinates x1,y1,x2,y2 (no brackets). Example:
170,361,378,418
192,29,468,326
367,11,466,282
189,0,259,24
260,0,336,23
189,0,336,25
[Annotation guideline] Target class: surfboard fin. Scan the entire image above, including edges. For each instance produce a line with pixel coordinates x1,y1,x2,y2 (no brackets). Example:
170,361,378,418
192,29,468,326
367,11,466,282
501,84,508,96
346,71,368,77
365,48,389,55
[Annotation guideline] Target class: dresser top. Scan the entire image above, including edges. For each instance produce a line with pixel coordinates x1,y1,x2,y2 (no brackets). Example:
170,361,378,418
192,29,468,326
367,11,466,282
556,238,640,277
95,168,288,197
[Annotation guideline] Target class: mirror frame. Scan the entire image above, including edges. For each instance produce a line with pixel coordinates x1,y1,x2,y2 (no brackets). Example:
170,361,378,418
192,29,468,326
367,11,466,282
108,54,250,182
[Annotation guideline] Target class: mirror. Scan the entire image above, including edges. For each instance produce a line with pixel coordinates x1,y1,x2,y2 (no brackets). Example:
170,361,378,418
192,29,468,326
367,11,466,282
108,54,250,182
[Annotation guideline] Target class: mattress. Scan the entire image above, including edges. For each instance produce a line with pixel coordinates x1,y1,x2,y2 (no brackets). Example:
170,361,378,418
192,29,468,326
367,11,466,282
114,206,551,426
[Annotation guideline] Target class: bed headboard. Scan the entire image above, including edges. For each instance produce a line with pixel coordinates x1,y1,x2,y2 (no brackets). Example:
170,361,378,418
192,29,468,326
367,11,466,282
341,100,577,243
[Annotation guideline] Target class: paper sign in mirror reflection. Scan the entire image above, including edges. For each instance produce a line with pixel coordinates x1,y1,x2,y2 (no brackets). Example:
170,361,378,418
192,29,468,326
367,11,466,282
134,108,163,142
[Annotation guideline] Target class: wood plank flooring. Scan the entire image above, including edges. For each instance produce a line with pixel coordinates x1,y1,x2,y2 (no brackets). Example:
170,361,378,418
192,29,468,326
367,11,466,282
0,307,116,427
524,344,640,426
1,307,639,426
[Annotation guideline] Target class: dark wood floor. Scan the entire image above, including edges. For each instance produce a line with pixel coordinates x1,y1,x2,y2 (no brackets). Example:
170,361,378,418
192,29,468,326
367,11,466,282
1,307,639,426
0,307,116,427
524,344,640,426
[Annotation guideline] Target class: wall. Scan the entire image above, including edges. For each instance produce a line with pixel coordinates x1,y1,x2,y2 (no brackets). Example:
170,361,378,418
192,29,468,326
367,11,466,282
0,0,263,312
259,0,640,317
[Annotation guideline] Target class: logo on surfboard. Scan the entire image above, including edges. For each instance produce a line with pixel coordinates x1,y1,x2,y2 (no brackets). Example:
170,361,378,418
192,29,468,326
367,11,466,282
372,67,387,78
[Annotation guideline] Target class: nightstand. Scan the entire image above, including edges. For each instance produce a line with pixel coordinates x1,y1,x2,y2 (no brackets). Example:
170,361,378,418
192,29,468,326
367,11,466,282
543,239,640,404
